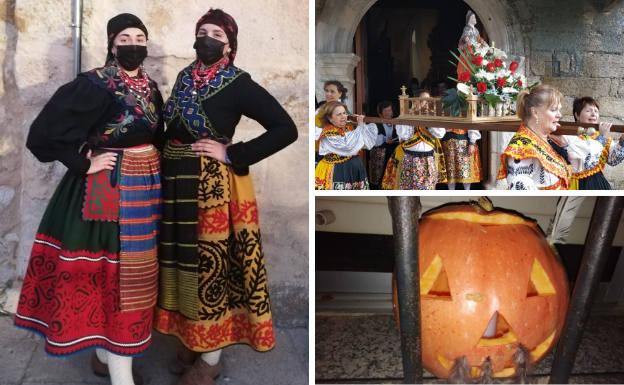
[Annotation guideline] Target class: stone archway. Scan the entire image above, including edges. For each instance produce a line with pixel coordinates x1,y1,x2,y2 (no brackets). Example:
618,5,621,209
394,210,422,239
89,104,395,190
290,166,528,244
315,0,526,184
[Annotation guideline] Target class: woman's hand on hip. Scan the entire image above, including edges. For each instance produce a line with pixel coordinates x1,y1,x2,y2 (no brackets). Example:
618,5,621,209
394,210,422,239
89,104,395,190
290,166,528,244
86,150,118,174
191,139,229,163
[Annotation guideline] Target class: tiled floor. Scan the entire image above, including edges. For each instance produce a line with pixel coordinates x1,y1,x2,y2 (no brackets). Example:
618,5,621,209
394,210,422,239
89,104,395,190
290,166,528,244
315,314,624,384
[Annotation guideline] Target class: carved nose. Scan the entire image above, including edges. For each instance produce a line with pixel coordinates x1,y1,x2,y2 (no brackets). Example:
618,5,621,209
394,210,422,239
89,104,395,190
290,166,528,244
477,311,518,347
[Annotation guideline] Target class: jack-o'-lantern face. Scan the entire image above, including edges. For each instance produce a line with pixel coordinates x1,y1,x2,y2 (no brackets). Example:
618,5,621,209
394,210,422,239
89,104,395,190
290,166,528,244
393,203,569,379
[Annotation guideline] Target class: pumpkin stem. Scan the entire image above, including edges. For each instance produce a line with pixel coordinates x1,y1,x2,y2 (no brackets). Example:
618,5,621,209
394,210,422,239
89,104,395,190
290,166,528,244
475,197,494,212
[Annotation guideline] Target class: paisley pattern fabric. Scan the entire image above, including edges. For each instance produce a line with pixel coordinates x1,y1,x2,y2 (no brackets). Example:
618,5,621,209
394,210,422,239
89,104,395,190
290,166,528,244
155,142,274,352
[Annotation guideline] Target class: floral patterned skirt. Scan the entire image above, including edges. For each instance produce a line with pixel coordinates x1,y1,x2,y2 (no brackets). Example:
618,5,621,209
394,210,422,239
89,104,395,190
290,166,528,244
398,150,438,190
441,133,481,184
155,142,274,352
14,145,161,356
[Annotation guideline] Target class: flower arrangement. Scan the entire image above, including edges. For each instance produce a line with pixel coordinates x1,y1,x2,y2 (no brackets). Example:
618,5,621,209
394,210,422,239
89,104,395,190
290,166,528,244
449,43,527,108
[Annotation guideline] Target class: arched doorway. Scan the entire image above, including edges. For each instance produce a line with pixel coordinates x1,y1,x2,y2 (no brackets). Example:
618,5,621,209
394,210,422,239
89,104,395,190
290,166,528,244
357,0,489,116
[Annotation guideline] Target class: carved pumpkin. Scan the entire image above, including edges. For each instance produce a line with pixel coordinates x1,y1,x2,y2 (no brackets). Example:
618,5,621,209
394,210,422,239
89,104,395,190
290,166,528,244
392,202,569,379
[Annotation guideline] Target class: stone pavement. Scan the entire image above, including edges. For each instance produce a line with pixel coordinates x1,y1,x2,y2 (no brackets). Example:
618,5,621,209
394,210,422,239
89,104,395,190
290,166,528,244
0,315,308,385
316,314,624,384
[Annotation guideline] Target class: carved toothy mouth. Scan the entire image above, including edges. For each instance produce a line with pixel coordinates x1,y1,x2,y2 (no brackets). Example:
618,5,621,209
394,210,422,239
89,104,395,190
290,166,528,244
493,367,516,377
437,354,517,378
436,328,557,379
530,330,556,361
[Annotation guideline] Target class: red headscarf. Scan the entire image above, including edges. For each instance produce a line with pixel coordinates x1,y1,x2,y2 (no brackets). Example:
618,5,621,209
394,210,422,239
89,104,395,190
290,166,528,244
195,9,238,64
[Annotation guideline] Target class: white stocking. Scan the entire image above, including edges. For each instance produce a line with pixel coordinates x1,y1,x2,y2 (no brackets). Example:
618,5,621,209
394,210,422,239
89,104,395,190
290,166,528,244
463,183,471,191
448,183,456,190
200,349,222,366
95,348,109,364
107,353,134,385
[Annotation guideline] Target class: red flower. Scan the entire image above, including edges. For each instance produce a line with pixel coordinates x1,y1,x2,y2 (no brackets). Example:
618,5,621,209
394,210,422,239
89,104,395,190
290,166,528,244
476,82,487,94
496,77,507,88
509,61,519,73
494,58,504,68
472,56,484,66
517,79,523,87
486,63,495,72
458,72,471,82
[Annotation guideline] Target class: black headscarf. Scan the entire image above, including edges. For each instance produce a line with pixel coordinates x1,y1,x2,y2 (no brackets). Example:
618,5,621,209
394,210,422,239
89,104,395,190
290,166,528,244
105,13,149,64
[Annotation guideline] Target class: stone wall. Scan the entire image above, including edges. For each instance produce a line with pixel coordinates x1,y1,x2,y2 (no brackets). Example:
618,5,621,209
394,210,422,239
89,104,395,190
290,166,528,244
505,0,624,187
0,0,309,326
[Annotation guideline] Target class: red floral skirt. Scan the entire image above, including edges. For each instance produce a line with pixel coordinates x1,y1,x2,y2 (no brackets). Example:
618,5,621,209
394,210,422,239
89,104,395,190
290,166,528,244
14,145,161,355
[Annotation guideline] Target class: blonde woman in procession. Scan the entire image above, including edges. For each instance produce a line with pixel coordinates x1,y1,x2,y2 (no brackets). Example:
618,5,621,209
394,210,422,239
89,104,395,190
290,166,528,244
497,84,571,190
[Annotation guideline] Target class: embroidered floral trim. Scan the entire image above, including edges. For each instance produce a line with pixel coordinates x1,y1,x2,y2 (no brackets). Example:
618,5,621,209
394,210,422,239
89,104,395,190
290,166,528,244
497,125,570,188
573,137,612,180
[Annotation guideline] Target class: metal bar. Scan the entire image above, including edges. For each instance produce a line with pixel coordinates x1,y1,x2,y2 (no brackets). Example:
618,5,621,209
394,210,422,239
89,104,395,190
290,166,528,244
603,246,624,302
388,197,422,384
71,0,82,75
549,196,624,384
364,116,624,134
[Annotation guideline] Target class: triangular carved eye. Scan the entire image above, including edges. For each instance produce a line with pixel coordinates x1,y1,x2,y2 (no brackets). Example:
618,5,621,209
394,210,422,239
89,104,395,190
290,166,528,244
420,255,451,299
527,258,556,297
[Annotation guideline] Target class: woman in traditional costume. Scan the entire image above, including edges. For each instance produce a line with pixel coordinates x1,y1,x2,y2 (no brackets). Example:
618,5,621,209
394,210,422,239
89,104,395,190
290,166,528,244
497,85,571,190
441,128,481,190
382,92,447,190
154,9,297,385
315,101,377,190
560,97,624,189
368,101,398,189
315,81,348,164
14,13,163,385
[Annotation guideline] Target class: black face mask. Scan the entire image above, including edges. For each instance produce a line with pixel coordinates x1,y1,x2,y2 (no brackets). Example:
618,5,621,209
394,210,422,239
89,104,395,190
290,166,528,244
193,36,225,66
115,45,147,71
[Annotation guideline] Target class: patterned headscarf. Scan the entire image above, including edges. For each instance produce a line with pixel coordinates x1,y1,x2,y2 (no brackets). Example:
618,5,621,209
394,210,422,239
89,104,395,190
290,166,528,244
195,8,238,64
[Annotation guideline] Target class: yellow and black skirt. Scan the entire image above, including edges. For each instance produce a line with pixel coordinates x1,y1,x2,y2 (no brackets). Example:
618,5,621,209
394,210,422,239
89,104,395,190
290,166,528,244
315,153,369,190
155,141,274,352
